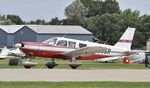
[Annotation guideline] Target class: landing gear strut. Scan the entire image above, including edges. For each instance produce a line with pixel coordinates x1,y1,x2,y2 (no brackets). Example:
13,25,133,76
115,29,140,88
45,58,57,69
69,57,81,69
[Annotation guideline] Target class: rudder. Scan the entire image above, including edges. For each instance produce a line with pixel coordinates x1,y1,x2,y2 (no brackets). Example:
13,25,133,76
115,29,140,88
114,27,136,50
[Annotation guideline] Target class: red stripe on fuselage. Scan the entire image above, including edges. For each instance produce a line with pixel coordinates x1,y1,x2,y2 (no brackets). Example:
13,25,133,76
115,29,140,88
118,40,132,43
21,48,64,58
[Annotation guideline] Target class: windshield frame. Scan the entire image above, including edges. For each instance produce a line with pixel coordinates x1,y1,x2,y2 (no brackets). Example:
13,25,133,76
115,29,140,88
43,38,57,45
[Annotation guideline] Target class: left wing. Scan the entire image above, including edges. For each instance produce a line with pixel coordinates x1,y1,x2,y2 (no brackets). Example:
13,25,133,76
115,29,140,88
62,46,109,57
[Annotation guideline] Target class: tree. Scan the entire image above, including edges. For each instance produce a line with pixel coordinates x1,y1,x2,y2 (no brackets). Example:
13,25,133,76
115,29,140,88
49,17,62,25
83,13,121,45
80,0,120,18
136,15,150,48
28,19,46,25
103,0,120,14
81,0,103,18
0,15,14,25
119,9,141,31
7,14,24,24
65,0,88,25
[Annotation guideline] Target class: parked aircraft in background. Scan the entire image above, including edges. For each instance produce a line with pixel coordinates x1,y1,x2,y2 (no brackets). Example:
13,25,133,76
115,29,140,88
0,47,10,59
15,27,136,69
96,51,146,63
8,48,26,58
95,56,125,63
123,52,145,64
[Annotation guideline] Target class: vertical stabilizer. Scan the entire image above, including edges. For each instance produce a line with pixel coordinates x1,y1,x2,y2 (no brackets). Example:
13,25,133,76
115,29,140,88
114,27,136,50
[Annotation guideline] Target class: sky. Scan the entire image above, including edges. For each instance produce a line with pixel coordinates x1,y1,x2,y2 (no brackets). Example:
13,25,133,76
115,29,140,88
0,0,149,21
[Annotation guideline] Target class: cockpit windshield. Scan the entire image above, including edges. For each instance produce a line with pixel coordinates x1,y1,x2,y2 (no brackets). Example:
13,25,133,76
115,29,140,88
43,38,57,45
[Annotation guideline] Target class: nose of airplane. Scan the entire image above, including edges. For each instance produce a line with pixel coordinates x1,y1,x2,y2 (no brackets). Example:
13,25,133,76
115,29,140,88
15,43,22,48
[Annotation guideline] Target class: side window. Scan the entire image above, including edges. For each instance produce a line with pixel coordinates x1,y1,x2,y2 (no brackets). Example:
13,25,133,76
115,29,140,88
79,43,87,48
57,40,67,47
68,41,76,48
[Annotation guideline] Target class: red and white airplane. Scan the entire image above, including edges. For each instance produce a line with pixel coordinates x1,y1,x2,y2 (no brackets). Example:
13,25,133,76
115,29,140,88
15,27,135,69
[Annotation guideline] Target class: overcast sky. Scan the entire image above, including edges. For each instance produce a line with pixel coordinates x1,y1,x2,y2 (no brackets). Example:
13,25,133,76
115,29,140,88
0,0,149,21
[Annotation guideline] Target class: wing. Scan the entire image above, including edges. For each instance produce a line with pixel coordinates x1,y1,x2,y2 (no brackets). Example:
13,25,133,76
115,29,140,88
62,46,109,57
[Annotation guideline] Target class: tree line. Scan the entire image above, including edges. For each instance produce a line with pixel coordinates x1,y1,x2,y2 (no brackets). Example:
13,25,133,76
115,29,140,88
0,0,150,49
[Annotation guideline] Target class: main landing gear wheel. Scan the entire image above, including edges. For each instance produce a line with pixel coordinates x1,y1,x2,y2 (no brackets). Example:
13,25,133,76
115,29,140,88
45,62,57,69
69,57,81,69
69,62,81,69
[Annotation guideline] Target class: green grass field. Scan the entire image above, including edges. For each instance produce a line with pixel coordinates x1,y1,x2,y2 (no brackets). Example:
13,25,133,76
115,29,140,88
0,81,150,88
0,58,148,69
0,58,150,88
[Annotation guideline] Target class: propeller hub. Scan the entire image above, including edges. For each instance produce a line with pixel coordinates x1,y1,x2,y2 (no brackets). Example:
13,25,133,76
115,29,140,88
15,43,22,48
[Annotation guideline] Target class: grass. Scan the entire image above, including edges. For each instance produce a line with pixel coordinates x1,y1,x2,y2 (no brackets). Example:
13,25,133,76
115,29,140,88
0,58,149,69
0,81,150,88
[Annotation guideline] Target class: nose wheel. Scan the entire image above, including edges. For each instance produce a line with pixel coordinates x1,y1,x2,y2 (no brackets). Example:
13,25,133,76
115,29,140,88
23,59,38,69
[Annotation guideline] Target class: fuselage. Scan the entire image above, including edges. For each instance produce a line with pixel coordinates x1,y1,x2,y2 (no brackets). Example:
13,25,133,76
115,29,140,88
19,37,129,60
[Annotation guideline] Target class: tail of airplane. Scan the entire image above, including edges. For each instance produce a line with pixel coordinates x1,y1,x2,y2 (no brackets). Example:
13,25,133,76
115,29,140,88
114,27,136,50
0,47,9,56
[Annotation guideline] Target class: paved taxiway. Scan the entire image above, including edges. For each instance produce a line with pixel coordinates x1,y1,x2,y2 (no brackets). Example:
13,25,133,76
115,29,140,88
0,69,150,82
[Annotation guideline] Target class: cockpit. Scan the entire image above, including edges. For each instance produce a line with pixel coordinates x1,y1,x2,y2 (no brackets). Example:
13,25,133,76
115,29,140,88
43,37,87,48
43,38,57,45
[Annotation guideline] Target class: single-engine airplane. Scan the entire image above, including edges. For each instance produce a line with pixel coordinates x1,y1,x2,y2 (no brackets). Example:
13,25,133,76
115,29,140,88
15,27,135,69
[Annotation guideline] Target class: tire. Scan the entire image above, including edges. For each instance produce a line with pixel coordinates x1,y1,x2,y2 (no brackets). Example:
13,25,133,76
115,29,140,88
9,59,22,66
71,66,77,69
45,62,56,69
24,66,31,69
145,54,150,67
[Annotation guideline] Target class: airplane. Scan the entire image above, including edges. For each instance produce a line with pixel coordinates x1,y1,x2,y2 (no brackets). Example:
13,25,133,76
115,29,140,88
95,56,125,63
8,48,26,58
0,47,10,59
15,27,136,69
123,52,145,64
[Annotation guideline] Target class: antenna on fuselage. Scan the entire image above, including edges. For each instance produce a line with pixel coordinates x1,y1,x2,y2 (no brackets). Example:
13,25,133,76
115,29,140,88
104,38,110,44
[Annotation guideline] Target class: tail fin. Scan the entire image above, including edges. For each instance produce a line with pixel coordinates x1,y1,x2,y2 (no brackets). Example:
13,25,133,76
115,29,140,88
0,47,9,56
114,27,136,50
